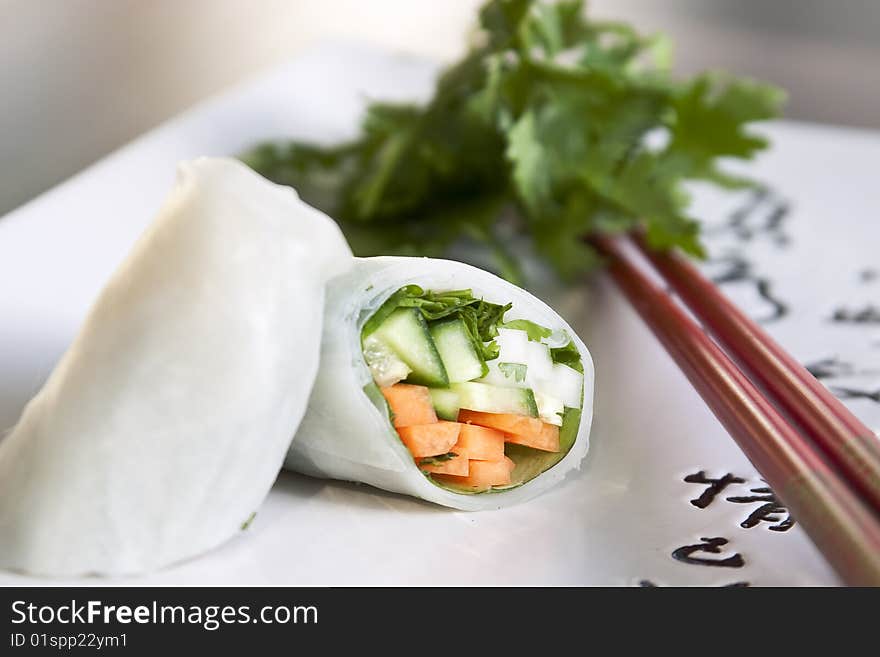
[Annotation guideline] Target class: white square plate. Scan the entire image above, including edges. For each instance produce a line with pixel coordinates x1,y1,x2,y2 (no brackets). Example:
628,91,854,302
2,43,879,586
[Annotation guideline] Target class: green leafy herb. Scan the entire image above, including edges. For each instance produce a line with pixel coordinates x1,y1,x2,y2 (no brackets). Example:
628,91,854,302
363,285,510,362
420,452,459,466
501,318,552,341
243,0,784,282
240,512,257,531
550,340,583,373
498,361,528,382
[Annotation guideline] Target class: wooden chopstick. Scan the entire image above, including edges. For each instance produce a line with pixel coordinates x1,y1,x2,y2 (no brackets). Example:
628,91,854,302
633,233,880,516
589,233,880,585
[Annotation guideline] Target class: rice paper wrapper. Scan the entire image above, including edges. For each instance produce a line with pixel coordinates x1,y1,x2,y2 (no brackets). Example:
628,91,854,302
285,256,594,510
0,157,352,576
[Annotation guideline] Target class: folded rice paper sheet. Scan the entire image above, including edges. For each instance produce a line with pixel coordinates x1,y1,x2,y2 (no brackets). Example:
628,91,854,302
286,256,594,510
0,158,352,576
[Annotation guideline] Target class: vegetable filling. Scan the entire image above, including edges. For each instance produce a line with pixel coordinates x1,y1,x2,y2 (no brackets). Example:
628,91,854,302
362,286,584,493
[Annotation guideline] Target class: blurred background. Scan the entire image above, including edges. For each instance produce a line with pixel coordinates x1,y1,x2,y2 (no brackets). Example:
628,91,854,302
2,0,879,216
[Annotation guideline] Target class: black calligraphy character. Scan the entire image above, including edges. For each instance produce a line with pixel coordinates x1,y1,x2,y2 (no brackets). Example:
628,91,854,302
684,471,746,509
726,486,795,531
762,202,791,247
830,386,880,404
708,255,789,323
859,269,877,283
805,358,878,383
708,254,749,284
830,305,880,324
711,188,790,247
724,188,770,241
754,279,788,321
805,357,854,380
671,537,745,568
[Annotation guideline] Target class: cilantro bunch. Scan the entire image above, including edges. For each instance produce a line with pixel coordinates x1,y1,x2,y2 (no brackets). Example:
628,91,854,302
243,0,784,282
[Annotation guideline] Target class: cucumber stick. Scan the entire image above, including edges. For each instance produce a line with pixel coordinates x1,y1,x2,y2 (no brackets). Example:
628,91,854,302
429,388,461,421
367,308,448,387
452,381,538,417
429,319,486,383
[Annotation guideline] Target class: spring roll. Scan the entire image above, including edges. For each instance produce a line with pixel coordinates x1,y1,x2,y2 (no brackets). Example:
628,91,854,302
286,257,594,509
0,158,351,576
